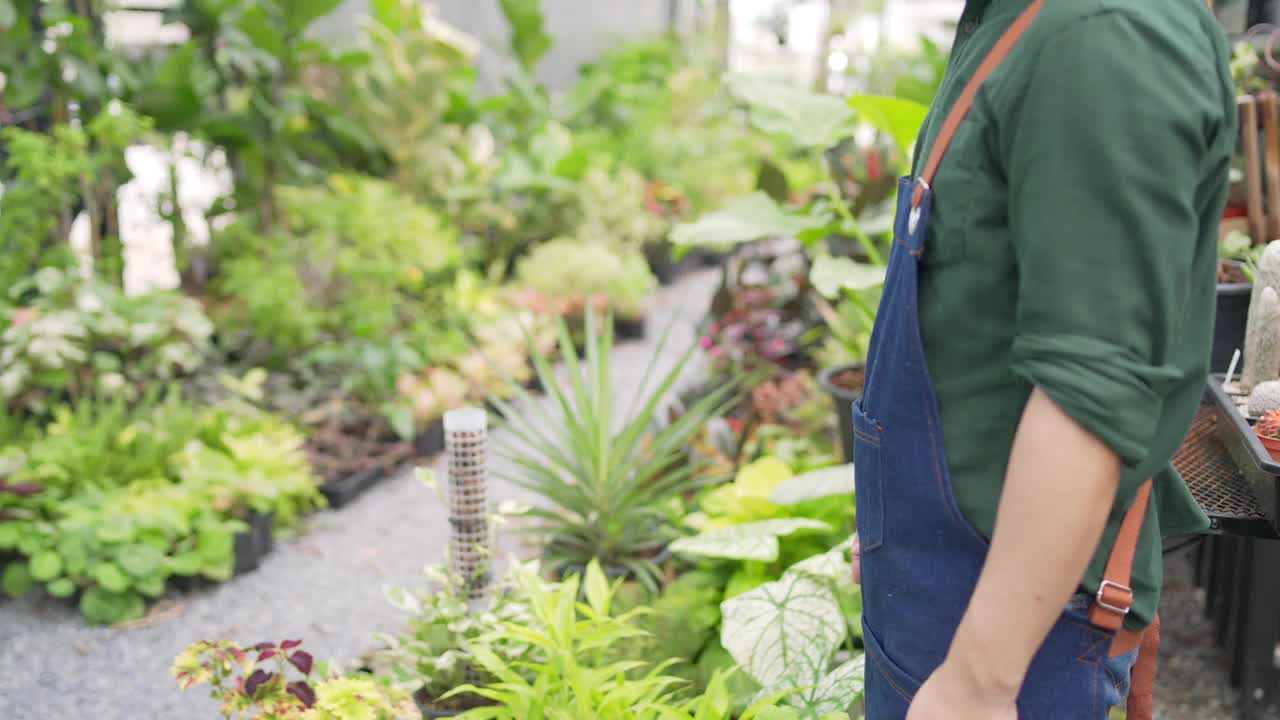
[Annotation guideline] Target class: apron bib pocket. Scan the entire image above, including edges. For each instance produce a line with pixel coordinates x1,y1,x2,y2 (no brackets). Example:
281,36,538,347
852,396,885,552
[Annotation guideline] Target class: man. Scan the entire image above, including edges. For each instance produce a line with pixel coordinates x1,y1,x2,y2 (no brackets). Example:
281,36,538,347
847,0,1235,718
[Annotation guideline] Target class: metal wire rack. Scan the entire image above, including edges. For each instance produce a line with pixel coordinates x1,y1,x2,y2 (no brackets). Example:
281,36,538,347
1174,404,1278,538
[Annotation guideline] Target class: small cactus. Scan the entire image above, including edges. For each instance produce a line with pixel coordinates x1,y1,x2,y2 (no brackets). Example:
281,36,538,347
1257,409,1280,440
1243,284,1280,391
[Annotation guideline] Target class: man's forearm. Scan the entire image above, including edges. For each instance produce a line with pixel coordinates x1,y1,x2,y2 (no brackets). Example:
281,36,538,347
945,387,1122,700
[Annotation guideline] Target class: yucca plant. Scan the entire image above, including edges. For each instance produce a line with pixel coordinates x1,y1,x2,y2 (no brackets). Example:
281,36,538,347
488,308,738,591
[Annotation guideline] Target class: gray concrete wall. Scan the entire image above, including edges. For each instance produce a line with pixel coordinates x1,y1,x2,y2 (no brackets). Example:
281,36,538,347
312,0,697,92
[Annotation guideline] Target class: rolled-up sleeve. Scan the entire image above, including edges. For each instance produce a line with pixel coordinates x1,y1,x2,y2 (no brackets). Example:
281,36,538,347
1006,14,1210,474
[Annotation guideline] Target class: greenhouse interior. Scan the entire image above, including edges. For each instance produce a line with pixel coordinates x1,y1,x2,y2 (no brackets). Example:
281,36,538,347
3,0,1280,718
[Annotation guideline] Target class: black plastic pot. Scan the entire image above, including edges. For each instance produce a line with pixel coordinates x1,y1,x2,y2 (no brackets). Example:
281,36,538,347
555,547,673,581
818,362,866,464
421,707,463,719
320,466,387,509
414,418,446,458
615,315,646,341
1214,261,1252,374
233,511,275,576
645,242,678,286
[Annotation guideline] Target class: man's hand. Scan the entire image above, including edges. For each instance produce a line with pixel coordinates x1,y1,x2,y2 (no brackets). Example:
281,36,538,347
850,533,861,584
906,659,1018,720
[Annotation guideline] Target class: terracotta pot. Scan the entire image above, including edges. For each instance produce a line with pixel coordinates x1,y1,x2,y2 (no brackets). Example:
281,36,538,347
1255,430,1280,463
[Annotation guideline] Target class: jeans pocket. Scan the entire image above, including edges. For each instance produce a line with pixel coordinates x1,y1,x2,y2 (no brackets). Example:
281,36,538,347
852,396,884,552
1102,648,1139,709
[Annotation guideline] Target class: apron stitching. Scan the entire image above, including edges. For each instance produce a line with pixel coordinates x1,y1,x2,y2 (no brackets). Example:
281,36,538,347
869,652,915,702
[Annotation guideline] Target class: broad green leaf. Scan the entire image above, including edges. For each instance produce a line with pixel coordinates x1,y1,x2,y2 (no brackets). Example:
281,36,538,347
3,563,32,597
727,75,856,148
785,538,854,586
135,574,167,598
94,563,131,593
283,0,343,34
721,573,845,691
768,465,855,506
847,95,929,157
80,588,144,625
30,551,62,581
671,192,826,249
498,0,552,71
47,578,76,598
583,559,610,617
671,519,831,562
737,457,795,498
167,552,202,576
809,256,886,300
117,544,165,578
800,655,866,715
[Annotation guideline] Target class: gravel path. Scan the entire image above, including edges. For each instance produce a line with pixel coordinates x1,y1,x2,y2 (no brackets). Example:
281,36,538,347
0,269,719,720
1156,545,1280,720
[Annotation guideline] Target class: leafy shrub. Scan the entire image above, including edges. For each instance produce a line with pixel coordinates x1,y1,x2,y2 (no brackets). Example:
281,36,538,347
491,309,738,590
368,560,541,708
0,267,212,417
447,560,795,719
717,538,864,719
213,174,459,357
673,460,855,599
0,394,324,624
173,639,418,719
515,238,656,319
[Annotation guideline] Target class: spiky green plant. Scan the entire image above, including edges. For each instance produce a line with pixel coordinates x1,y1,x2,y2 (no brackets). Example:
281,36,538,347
489,308,738,591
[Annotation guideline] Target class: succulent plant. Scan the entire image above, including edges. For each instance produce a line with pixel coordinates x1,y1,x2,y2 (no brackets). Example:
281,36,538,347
1242,243,1280,390
1257,409,1280,440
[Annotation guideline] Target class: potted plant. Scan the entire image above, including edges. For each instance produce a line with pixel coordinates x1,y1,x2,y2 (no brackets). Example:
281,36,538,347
1255,409,1280,462
809,256,885,462
1217,232,1261,373
367,561,539,717
489,308,739,591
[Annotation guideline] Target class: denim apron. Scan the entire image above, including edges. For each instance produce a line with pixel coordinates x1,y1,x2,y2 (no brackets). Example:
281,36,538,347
852,2,1138,717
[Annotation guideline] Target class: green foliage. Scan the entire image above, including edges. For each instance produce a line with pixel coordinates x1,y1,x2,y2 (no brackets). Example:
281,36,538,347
368,561,541,703
670,192,827,251
174,639,418,719
719,539,863,719
515,239,657,319
0,103,151,290
490,309,738,591
725,75,856,150
809,255,884,365
132,0,383,231
498,0,552,73
213,174,459,356
0,267,212,417
0,394,323,624
448,561,796,720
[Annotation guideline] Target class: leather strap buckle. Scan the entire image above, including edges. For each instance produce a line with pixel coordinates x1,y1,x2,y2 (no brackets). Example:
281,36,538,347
1096,579,1134,617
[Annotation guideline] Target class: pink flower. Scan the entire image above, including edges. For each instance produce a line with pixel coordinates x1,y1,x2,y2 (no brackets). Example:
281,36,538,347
700,336,713,350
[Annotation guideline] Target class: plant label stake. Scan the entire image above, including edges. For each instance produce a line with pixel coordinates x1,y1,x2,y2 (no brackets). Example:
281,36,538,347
444,407,492,607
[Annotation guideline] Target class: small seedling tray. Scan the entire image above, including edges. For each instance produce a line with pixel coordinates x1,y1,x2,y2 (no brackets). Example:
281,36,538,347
1205,375,1280,535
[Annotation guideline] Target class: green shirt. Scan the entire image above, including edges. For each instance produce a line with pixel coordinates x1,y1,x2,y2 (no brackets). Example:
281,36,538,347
913,0,1235,630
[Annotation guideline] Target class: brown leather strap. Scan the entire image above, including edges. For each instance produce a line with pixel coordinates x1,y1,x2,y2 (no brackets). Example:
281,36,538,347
1089,479,1153,632
1125,614,1161,720
911,0,1045,208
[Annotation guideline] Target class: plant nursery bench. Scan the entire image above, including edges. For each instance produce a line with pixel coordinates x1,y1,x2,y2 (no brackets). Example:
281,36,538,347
1175,399,1280,719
